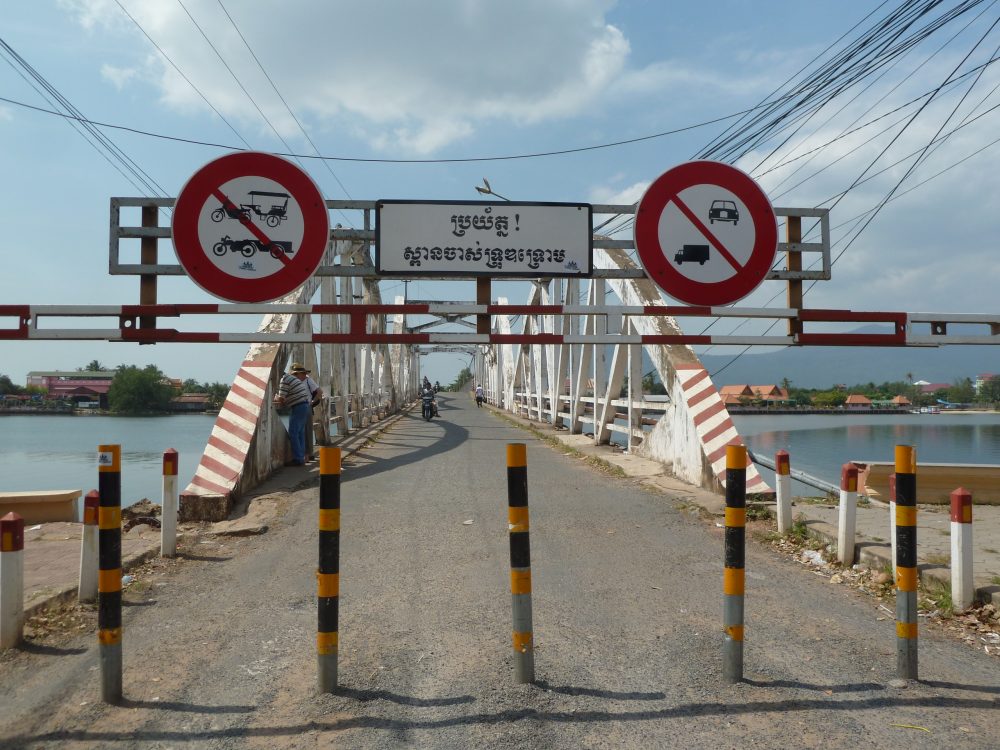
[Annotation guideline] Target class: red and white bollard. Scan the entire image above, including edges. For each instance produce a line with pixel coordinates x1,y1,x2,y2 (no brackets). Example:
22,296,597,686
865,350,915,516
775,450,792,534
950,487,974,612
79,490,99,602
1,512,25,648
161,449,179,558
838,463,859,564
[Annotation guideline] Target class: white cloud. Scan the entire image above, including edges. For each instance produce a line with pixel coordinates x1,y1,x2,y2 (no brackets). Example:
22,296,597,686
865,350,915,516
100,63,138,90
589,180,648,206
60,0,642,153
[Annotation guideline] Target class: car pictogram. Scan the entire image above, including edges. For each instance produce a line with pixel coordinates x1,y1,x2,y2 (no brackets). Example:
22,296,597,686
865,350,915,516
708,199,739,225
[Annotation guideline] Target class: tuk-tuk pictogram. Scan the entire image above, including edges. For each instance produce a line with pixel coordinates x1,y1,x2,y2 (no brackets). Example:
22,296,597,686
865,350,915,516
242,190,290,227
210,191,290,228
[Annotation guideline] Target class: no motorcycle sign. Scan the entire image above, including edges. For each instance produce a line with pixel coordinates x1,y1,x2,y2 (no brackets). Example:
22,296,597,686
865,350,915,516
172,152,329,303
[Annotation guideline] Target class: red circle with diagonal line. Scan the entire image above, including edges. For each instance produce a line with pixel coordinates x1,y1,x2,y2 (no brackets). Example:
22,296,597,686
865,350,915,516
634,160,776,306
172,151,329,303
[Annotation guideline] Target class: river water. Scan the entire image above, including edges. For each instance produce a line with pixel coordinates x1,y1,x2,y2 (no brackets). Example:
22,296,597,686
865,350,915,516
2,411,999,510
733,411,1000,494
0,414,216,510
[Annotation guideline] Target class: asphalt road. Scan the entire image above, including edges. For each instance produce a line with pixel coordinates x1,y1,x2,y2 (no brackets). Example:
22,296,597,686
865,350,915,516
1,393,999,749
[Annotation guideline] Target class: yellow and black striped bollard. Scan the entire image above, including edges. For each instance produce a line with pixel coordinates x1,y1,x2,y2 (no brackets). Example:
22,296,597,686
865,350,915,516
506,443,535,684
317,447,341,692
97,444,123,703
895,444,918,680
723,443,746,683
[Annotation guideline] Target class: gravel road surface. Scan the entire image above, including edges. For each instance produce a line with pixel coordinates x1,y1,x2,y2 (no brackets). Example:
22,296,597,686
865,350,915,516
1,393,998,749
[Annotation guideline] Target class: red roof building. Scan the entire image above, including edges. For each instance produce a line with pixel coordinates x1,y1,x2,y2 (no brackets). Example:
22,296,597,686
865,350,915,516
845,394,872,409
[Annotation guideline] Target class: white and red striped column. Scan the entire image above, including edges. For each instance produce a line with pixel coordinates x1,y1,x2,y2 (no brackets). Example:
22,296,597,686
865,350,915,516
183,359,274,506
673,364,770,495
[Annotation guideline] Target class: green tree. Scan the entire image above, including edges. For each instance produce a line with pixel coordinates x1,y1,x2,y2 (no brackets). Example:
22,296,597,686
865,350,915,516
79,360,109,372
812,390,846,408
947,378,975,404
182,378,205,393
642,371,667,395
0,374,22,395
980,376,1000,405
108,365,173,414
205,382,230,407
447,367,473,392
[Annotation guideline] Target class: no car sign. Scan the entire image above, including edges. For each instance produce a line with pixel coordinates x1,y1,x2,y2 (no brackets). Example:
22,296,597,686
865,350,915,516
634,161,777,306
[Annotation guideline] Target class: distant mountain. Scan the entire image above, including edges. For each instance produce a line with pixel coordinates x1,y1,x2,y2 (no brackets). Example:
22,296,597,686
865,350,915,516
697,325,1000,388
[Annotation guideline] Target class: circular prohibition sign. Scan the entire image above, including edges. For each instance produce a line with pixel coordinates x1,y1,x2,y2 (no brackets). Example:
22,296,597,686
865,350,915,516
172,151,329,303
634,160,777,307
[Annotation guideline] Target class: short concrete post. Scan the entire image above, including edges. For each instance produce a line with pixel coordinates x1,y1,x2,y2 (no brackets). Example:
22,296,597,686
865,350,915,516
888,473,897,579
837,463,859,565
161,449,178,558
79,490,99,602
775,450,792,534
0,512,25,648
950,487,974,612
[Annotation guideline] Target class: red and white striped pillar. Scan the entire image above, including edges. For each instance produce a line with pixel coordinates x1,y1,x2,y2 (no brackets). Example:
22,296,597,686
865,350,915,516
0,512,25,648
950,487,974,612
775,450,791,533
838,463,859,565
79,490,99,602
161,449,179,558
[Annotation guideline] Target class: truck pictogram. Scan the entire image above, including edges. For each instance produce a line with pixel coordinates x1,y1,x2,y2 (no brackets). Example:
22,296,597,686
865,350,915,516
674,244,710,265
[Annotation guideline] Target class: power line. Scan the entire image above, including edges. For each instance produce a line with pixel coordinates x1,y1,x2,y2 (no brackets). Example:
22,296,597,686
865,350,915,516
175,0,302,164
0,37,168,202
113,0,253,150
216,0,353,201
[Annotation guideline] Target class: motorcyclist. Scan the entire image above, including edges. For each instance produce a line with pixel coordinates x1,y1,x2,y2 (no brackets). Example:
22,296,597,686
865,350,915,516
434,380,441,393
420,380,439,417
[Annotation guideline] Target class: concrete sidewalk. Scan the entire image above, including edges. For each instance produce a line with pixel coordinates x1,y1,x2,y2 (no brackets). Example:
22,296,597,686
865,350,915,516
12,404,1000,621
12,410,406,618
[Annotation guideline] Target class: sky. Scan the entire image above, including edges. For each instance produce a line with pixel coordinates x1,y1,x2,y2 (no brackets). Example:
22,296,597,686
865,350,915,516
2,0,999,388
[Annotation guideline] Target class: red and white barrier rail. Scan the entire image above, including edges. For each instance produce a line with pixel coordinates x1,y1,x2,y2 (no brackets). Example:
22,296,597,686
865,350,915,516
1,304,996,346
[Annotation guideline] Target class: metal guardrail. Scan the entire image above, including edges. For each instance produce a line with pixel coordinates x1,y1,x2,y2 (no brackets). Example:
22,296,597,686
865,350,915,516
748,450,840,496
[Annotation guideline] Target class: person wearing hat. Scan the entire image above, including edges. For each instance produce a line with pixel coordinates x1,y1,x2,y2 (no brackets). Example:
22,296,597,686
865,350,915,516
273,362,312,466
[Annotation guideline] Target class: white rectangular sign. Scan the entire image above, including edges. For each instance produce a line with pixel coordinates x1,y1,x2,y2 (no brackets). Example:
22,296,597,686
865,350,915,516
376,200,593,277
